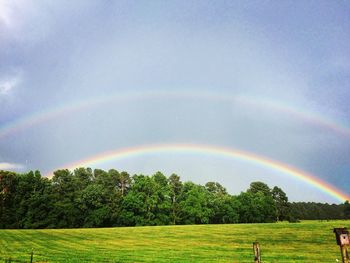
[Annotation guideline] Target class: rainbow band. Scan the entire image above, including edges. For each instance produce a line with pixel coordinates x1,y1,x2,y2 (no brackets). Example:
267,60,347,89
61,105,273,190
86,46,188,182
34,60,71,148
1,90,350,139
46,143,350,202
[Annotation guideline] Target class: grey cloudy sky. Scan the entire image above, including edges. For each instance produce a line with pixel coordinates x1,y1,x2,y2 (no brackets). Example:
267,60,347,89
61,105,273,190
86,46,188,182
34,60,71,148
0,0,349,203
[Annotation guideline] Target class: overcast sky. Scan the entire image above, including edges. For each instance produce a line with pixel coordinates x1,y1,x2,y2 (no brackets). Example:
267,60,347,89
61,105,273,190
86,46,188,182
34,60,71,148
0,0,349,203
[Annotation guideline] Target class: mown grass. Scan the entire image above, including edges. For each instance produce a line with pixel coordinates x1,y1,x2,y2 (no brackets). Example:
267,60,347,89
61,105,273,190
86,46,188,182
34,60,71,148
0,220,349,262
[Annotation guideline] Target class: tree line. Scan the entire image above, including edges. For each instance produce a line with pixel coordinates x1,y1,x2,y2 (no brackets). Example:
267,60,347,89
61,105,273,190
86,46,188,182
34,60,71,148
0,169,349,229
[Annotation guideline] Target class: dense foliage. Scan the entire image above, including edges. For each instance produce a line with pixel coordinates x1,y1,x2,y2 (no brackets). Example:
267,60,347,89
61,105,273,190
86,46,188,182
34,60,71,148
0,169,348,229
290,201,349,221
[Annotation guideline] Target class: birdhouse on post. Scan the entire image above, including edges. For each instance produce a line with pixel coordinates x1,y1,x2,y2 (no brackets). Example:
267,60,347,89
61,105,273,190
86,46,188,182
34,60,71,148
334,228,350,263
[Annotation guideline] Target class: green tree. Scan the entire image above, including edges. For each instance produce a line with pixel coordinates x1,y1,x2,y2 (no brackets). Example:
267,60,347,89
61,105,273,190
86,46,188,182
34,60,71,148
120,174,171,226
272,186,290,221
50,169,81,228
94,169,123,225
0,170,19,228
247,181,271,196
209,193,239,224
23,176,53,228
74,167,93,190
117,171,131,196
15,171,47,228
178,182,213,224
205,181,238,224
344,200,350,219
152,172,171,225
169,174,183,224
78,184,111,227
236,191,277,223
205,182,227,195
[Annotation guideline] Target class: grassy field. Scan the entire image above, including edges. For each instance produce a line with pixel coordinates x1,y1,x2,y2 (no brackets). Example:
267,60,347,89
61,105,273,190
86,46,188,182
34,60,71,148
0,221,349,262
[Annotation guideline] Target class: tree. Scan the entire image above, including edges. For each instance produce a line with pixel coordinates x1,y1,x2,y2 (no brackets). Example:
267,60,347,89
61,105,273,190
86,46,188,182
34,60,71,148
15,171,46,228
78,184,111,227
344,200,350,219
73,167,93,190
151,172,171,225
0,170,19,228
23,176,54,228
120,174,171,226
236,191,277,223
204,181,238,224
94,169,123,226
209,193,239,224
169,174,182,224
50,169,81,228
247,181,271,196
117,171,131,196
205,182,227,195
272,186,290,221
178,182,213,224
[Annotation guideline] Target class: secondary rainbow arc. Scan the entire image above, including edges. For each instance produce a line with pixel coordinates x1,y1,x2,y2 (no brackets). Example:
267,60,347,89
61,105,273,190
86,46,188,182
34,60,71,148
46,143,350,202
1,90,350,139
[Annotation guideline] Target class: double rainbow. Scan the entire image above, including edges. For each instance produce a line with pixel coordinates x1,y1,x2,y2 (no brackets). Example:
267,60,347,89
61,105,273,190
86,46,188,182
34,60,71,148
2,90,349,202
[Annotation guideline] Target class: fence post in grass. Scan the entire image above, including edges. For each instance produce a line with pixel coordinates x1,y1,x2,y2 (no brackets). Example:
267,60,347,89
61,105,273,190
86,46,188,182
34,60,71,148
30,250,33,263
333,228,350,263
253,242,261,263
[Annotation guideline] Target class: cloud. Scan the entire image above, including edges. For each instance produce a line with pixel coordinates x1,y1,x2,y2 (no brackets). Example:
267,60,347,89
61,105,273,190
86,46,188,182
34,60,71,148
0,0,27,35
0,75,20,95
0,1,15,27
0,0,51,45
0,162,24,170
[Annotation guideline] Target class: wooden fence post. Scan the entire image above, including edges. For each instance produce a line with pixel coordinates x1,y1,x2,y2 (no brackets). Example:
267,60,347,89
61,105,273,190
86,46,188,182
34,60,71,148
253,242,261,263
334,228,350,263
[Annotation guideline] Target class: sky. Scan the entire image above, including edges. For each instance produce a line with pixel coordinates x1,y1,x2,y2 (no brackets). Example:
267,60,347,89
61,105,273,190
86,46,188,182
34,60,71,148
0,0,349,203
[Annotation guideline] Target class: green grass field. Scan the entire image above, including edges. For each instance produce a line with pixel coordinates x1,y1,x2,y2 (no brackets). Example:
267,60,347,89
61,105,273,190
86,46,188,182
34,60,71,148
0,221,349,262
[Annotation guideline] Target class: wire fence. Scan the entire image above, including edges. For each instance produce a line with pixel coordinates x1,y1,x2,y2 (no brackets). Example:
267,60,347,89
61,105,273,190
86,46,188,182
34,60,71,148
0,256,29,263
0,254,119,263
0,251,34,263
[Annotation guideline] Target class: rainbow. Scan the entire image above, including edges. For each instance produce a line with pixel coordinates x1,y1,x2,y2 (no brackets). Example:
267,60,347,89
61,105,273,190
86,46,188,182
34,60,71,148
1,90,350,139
0,91,164,139
46,143,350,202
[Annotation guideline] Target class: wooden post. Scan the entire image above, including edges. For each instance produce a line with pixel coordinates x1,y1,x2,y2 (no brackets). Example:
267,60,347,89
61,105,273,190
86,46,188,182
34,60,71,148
253,242,261,263
30,250,34,263
340,246,349,263
334,228,350,263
